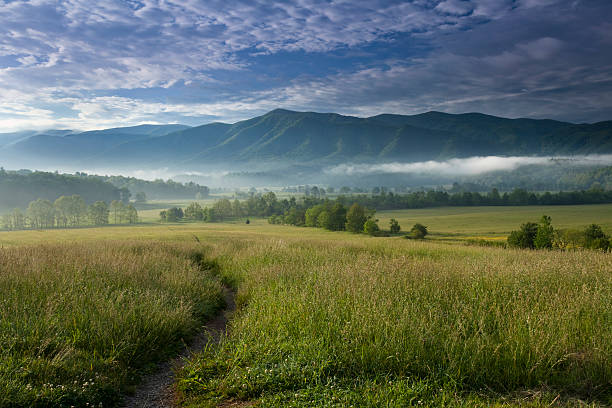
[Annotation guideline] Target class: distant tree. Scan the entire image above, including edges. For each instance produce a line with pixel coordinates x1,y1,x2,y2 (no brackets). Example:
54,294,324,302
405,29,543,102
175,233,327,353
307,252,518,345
507,222,538,249
363,218,380,236
345,203,367,233
27,199,55,229
110,200,125,224
323,203,347,231
232,199,243,217
164,207,184,222
118,187,131,204
389,218,401,234
534,215,554,249
409,223,428,239
184,202,204,220
135,192,147,203
583,224,610,250
316,210,331,229
67,195,87,226
305,205,325,227
54,196,72,227
327,187,335,194
212,199,233,220
9,208,25,230
340,186,351,194
88,201,109,226
125,204,138,224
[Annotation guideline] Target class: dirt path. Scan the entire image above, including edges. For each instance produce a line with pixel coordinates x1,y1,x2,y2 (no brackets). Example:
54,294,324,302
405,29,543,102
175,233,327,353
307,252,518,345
123,286,236,408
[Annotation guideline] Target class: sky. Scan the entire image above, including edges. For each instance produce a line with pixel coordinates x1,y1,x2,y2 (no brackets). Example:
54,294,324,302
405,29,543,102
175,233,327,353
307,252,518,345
0,0,611,132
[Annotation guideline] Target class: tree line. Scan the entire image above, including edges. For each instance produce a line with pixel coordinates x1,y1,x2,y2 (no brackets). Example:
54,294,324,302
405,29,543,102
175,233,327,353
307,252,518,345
336,187,612,210
160,187,612,228
508,216,610,251
75,173,210,200
1,195,138,230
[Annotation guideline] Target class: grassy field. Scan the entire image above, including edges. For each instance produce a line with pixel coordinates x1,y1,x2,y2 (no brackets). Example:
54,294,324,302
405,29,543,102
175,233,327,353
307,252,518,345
0,241,224,408
0,205,611,407
376,204,612,241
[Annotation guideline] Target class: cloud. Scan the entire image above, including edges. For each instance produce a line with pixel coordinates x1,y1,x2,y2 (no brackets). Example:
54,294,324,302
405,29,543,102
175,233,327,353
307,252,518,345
326,155,612,176
0,0,610,130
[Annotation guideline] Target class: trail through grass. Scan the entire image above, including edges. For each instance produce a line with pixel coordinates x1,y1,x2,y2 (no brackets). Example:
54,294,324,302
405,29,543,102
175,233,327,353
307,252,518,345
0,241,224,408
177,238,612,407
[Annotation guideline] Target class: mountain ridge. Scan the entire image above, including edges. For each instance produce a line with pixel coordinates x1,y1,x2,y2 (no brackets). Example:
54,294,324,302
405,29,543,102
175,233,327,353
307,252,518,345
1,110,610,170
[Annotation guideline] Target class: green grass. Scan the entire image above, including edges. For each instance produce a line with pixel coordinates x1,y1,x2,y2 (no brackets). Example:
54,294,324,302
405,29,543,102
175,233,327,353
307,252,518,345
1,204,611,407
0,241,224,407
376,204,612,242
178,237,612,407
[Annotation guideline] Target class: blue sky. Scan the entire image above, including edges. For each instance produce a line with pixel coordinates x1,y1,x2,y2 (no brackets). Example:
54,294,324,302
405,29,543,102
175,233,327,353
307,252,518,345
0,0,611,131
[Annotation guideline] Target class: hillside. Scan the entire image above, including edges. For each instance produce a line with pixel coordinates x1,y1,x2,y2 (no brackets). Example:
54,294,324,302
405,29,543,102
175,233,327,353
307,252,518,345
1,110,611,169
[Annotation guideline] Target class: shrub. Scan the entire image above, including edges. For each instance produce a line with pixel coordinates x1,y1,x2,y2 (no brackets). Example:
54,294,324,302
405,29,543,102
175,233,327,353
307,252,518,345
345,203,367,233
389,218,401,234
534,215,554,249
408,223,428,239
363,219,380,236
584,224,610,250
507,222,538,248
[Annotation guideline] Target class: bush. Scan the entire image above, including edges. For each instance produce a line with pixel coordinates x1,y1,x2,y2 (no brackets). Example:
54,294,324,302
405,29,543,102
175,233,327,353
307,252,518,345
407,223,428,239
363,219,380,236
534,215,554,249
507,222,538,249
389,218,401,234
584,224,610,250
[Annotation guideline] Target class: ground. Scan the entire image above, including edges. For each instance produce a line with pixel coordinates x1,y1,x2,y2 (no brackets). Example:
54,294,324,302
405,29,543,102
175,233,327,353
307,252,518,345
0,204,610,407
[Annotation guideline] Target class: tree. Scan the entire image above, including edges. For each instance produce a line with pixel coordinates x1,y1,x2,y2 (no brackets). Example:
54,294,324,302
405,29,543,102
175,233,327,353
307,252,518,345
88,201,109,225
27,199,55,229
389,218,401,234
125,204,138,223
534,215,554,249
184,202,204,220
135,192,147,203
507,222,538,249
345,203,367,233
305,205,325,227
110,200,125,224
67,195,87,226
54,196,72,227
583,224,610,250
316,210,331,229
409,223,428,239
363,218,380,236
118,187,131,204
212,199,232,220
232,199,243,217
163,207,184,222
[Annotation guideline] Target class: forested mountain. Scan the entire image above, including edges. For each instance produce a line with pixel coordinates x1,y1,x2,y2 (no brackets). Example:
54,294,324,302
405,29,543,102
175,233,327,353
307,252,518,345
0,170,123,210
1,110,611,169
0,169,211,210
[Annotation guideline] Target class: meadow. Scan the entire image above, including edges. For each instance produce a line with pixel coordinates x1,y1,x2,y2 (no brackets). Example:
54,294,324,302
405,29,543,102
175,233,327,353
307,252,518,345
0,204,610,407
0,241,224,407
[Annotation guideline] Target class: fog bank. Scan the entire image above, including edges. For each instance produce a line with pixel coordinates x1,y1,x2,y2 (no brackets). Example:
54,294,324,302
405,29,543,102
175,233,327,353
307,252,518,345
326,155,612,177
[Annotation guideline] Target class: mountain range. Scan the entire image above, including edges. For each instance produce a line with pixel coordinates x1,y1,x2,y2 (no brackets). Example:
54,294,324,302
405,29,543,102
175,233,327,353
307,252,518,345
1,109,611,171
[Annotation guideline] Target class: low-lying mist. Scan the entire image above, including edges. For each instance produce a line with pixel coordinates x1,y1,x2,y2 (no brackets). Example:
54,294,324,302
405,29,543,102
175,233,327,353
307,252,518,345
325,155,612,177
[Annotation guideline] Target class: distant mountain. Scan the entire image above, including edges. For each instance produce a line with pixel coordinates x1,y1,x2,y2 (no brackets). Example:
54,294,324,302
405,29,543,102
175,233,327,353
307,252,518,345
2,124,190,164
1,111,611,169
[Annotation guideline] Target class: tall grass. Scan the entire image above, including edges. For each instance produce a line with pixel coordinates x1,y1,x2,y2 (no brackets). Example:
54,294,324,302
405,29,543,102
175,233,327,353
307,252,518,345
179,238,612,406
0,241,224,407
